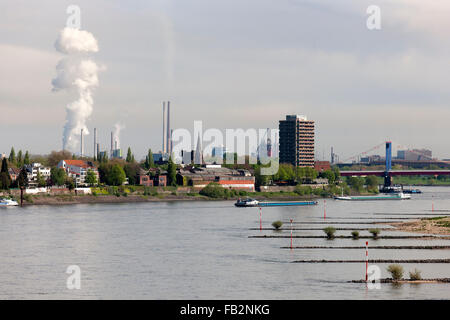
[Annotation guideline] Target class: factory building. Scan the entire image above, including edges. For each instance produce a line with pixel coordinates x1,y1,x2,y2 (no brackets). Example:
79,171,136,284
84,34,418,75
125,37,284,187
397,149,432,161
176,165,255,191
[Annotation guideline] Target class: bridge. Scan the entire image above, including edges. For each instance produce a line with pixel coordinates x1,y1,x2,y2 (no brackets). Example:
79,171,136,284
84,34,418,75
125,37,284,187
339,142,450,187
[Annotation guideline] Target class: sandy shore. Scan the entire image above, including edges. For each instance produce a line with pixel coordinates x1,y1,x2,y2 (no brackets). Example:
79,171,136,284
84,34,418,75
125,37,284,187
389,217,450,236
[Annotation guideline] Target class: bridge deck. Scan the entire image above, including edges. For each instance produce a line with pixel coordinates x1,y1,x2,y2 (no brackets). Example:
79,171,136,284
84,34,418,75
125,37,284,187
340,170,450,176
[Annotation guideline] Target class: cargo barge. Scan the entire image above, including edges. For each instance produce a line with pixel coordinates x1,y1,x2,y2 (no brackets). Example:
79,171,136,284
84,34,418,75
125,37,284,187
235,198,318,207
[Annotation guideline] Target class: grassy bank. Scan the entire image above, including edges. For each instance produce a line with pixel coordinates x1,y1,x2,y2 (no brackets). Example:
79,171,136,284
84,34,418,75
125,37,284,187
390,217,450,235
13,188,328,206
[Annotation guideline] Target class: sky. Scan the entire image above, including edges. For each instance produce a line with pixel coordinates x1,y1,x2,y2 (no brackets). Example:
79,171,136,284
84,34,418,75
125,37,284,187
1,0,450,161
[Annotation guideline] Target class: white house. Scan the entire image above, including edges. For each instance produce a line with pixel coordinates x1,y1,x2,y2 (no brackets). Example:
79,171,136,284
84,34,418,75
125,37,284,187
25,163,51,187
57,160,99,186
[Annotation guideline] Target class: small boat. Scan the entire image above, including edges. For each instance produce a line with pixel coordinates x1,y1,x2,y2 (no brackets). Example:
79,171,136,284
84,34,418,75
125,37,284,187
235,198,260,207
0,198,19,206
334,192,411,201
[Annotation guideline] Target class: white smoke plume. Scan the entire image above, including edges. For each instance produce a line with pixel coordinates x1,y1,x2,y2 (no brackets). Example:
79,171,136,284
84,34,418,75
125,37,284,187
55,27,98,54
52,27,100,152
113,122,125,149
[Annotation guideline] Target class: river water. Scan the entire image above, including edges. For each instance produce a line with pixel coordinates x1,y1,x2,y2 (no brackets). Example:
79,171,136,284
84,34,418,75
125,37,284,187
1,186,449,299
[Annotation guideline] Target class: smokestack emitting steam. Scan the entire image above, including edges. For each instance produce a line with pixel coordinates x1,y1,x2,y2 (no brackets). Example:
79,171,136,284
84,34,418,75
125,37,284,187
52,27,101,151
167,101,171,154
110,131,113,157
93,128,96,157
113,123,125,150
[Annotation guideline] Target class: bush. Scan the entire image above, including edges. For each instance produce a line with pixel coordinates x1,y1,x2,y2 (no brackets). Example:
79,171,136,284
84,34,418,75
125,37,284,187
199,183,226,198
239,190,248,196
351,231,359,239
387,264,404,281
294,185,312,196
369,228,380,239
409,269,422,281
272,221,283,230
323,227,336,239
23,194,33,203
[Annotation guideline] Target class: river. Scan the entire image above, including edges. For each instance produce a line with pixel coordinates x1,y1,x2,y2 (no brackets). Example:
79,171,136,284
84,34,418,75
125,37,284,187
1,186,449,299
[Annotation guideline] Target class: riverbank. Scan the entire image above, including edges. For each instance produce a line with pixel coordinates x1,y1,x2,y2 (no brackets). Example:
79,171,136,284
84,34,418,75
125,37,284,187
15,192,323,206
389,217,450,236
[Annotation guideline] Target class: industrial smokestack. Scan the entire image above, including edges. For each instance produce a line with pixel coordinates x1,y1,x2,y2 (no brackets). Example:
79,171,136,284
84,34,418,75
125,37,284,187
94,128,97,159
80,128,84,158
97,143,100,159
110,131,113,158
162,102,166,153
167,101,171,154
267,128,272,157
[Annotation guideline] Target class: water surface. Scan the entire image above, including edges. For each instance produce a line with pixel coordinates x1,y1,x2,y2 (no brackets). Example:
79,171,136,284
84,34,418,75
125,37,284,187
1,186,449,299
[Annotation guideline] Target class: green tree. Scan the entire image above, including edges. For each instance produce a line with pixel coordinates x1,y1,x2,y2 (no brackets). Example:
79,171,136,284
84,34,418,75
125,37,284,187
8,147,16,164
199,182,226,198
124,162,140,185
1,157,8,173
304,167,318,183
0,158,11,190
145,149,155,169
254,165,270,187
24,151,30,165
321,170,336,184
65,177,75,191
167,156,177,186
36,172,46,187
347,176,364,192
98,163,111,184
47,150,72,167
108,164,126,186
17,150,23,168
85,169,98,186
365,175,379,190
17,167,28,188
126,147,133,163
332,166,340,182
50,167,66,186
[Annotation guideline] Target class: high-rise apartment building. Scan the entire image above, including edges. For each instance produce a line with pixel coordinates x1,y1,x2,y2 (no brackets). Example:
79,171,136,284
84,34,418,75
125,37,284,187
279,115,315,167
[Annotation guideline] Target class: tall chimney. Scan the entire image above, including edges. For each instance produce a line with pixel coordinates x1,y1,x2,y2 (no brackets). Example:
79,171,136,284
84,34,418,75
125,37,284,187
162,102,166,153
94,128,97,159
97,143,100,159
80,129,84,158
167,101,171,154
110,131,113,159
